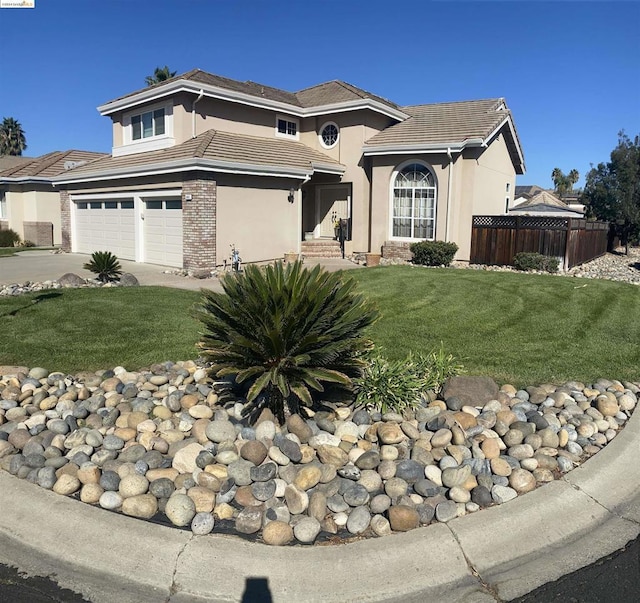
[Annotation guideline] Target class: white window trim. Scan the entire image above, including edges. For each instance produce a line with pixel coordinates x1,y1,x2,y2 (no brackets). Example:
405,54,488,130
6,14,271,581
113,101,175,157
275,114,299,141
0,191,7,220
388,159,438,242
318,121,339,149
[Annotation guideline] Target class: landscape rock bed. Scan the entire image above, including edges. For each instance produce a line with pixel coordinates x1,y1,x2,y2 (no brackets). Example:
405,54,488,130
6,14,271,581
0,272,139,297
0,362,637,546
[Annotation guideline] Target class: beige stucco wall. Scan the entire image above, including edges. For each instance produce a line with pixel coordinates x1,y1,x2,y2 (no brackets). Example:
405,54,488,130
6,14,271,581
4,185,62,245
215,174,300,265
451,132,515,259
370,154,452,255
369,129,516,261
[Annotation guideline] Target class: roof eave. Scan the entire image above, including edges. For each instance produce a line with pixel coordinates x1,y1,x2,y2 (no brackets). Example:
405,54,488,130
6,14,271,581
484,115,526,175
362,139,484,156
0,176,54,184
98,79,408,121
52,156,343,185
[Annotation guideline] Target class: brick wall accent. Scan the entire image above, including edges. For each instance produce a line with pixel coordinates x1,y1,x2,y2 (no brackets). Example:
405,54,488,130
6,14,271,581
382,240,413,261
60,189,71,251
182,174,216,270
0,220,8,231
23,222,53,246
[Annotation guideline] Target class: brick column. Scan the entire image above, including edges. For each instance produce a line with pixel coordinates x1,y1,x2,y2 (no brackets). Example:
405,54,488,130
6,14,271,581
60,189,71,251
182,174,216,270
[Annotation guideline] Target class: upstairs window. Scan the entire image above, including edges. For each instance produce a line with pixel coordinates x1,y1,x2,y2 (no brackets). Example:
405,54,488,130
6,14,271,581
131,109,165,140
319,122,339,149
275,115,299,139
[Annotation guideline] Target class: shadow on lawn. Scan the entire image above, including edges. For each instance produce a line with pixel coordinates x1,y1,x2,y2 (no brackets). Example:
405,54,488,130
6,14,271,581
0,292,62,319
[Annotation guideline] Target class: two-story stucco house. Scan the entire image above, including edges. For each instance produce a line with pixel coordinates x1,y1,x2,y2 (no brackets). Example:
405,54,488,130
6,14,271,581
54,69,525,269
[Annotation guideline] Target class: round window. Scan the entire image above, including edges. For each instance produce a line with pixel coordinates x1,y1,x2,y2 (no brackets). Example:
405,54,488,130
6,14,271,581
320,122,339,148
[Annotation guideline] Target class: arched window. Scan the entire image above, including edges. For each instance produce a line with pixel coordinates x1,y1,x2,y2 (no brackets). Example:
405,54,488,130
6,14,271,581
391,162,436,239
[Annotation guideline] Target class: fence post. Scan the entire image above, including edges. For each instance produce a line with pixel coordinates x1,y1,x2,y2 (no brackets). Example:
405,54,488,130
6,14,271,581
563,218,572,271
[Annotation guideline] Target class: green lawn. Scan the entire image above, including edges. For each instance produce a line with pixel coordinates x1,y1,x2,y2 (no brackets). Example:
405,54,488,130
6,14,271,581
350,266,640,387
0,247,56,258
1,268,639,386
0,287,202,373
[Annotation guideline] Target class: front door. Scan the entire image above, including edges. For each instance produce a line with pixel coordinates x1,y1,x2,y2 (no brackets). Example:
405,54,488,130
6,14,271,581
316,186,350,238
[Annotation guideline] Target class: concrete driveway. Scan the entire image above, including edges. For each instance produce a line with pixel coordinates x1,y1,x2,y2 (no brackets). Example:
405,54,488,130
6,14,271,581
0,251,362,291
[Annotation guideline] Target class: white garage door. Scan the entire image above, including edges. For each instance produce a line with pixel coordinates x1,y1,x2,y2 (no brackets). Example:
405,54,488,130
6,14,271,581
143,199,183,267
74,200,135,260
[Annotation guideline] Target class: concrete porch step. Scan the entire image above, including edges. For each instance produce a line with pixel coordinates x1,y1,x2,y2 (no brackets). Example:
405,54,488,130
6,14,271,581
301,240,343,258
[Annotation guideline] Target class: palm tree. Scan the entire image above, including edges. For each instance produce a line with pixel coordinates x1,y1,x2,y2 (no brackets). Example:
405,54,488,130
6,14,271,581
145,66,177,86
0,117,27,156
551,167,579,199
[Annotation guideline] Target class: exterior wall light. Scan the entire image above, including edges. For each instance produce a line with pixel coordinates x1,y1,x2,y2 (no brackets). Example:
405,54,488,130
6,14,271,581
288,188,295,203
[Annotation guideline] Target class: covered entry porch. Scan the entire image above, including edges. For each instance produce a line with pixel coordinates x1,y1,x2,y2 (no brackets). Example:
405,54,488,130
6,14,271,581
301,179,352,257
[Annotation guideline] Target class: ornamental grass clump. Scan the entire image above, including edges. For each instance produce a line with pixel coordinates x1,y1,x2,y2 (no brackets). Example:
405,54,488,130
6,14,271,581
354,345,463,414
83,251,123,282
197,260,379,424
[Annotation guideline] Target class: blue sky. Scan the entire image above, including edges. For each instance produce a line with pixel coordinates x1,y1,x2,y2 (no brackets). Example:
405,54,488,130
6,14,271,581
0,0,638,188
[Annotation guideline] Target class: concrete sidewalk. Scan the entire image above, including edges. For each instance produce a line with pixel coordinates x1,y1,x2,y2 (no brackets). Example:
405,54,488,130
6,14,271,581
0,251,362,291
1,405,638,602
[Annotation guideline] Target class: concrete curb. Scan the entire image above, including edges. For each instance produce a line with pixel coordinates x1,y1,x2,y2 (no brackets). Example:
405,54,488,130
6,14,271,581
1,407,639,602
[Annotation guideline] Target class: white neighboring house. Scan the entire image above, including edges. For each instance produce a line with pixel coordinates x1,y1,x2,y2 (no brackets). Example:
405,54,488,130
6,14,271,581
509,190,584,217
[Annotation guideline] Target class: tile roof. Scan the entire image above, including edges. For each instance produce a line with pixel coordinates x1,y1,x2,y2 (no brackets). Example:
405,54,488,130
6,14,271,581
513,190,572,210
0,155,32,172
0,150,108,180
55,130,344,180
514,184,546,199
107,69,400,112
364,98,510,147
295,80,399,110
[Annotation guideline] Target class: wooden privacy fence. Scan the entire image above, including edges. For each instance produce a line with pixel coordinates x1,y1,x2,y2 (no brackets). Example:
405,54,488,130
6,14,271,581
470,216,609,270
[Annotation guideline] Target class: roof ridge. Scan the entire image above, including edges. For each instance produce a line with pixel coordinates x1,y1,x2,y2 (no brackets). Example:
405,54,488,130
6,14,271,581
402,97,503,110
193,130,218,157
0,151,62,177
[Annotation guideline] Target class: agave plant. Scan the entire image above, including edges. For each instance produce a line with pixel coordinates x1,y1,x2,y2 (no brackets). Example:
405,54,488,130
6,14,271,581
83,251,123,282
196,260,379,423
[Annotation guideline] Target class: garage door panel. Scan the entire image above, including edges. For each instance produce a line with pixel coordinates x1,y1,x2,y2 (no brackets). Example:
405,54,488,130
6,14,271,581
143,200,183,267
74,200,135,261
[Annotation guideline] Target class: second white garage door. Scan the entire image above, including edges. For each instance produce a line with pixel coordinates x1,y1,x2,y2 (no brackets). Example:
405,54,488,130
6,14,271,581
143,199,183,267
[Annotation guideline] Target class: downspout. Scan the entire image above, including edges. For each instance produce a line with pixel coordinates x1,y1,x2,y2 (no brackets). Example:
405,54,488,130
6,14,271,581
192,90,204,139
446,148,455,243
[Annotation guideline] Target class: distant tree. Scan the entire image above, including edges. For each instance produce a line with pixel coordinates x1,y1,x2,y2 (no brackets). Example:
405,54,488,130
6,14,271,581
582,131,640,254
551,167,580,199
0,117,27,156
145,66,177,86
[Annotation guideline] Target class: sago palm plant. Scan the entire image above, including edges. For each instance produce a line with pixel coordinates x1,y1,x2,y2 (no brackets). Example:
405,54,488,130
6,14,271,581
196,260,379,423
83,251,123,282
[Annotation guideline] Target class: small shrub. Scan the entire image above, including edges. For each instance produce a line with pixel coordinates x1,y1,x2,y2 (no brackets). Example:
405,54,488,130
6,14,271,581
83,251,123,282
21,240,35,248
354,353,427,414
513,252,559,273
354,345,463,414
196,260,379,424
410,240,458,266
420,343,465,394
0,229,20,248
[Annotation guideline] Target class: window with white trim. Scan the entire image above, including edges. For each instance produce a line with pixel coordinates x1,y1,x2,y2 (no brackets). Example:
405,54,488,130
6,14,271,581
275,115,299,139
391,163,436,239
0,192,6,219
319,122,339,149
131,108,166,140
